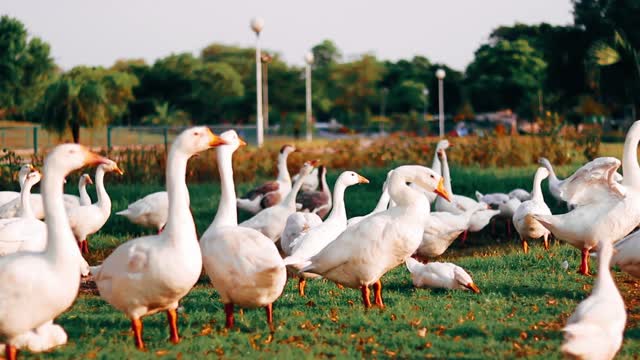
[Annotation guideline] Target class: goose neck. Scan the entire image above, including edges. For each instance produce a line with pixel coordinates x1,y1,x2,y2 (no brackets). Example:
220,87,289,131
276,152,291,185
594,242,616,293
42,164,77,264
284,171,306,208
94,166,110,211
211,147,237,228
18,179,35,218
440,152,453,194
163,148,196,241
622,121,640,189
373,189,390,212
531,169,546,202
325,181,347,223
79,179,91,205
541,159,559,183
320,169,329,193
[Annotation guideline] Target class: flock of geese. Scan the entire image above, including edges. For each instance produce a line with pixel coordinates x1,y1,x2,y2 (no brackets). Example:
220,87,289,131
1,122,640,359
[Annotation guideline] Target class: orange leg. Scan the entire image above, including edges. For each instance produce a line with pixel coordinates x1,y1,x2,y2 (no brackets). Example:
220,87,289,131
265,303,274,332
373,280,384,308
298,277,306,297
80,239,89,254
360,285,372,309
521,237,529,254
167,309,180,344
5,344,17,360
224,303,234,329
131,318,145,350
578,248,591,276
543,234,550,250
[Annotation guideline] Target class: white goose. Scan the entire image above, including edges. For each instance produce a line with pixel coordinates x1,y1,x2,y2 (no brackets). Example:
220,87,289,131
414,208,477,261
298,165,451,309
67,162,123,254
0,144,109,359
0,170,46,255
293,167,319,192
533,121,640,275
347,173,392,227
513,167,551,253
405,258,480,293
283,171,369,296
561,240,626,360
116,191,169,233
280,212,323,257
240,161,318,242
200,130,286,330
91,127,226,350
508,188,531,202
0,164,33,207
426,139,451,204
237,144,297,214
475,191,509,208
610,230,640,279
78,174,93,206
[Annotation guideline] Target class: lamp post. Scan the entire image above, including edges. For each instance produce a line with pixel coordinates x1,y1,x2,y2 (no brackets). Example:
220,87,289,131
436,68,446,138
261,53,273,131
251,17,265,147
305,51,314,142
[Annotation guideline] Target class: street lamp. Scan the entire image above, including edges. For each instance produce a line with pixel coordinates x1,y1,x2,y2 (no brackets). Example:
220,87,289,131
305,51,314,142
261,53,273,131
251,17,265,147
436,69,446,138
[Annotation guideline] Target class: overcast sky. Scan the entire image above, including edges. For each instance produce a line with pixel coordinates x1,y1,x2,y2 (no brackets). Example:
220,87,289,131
5,0,574,71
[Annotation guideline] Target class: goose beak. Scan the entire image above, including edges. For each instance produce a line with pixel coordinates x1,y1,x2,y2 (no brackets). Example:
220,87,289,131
86,176,94,185
434,177,451,202
238,137,247,147
465,282,481,294
84,150,111,167
114,166,124,175
358,175,370,184
309,159,320,167
207,130,227,147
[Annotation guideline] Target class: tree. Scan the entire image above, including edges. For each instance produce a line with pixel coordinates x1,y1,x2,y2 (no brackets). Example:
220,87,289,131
331,54,384,125
0,16,56,119
141,101,190,126
311,40,341,68
465,39,547,116
38,67,138,143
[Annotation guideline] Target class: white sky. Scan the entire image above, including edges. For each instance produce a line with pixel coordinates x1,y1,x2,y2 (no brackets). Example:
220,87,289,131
4,0,574,71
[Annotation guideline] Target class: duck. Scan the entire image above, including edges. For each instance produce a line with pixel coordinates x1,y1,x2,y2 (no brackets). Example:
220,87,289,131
496,197,521,236
296,166,332,218
533,121,640,275
405,258,480,293
560,240,626,360
240,161,319,242
77,174,93,206
513,167,552,253
200,130,286,331
116,191,169,233
283,171,369,296
292,167,319,192
0,144,110,359
91,127,226,350
237,144,297,214
414,208,477,261
67,162,123,254
0,164,34,207
298,165,451,309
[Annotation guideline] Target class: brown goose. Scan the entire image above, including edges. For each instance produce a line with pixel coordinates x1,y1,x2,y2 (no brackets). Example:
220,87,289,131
296,166,332,219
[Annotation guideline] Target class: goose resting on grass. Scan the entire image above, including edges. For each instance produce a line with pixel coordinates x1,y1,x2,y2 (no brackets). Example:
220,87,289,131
405,258,480,293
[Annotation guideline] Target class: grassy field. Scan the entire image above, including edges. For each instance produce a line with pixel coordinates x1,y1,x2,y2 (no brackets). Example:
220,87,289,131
19,166,640,359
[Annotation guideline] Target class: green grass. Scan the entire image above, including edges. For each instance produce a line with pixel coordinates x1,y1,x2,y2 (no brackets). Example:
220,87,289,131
22,166,640,359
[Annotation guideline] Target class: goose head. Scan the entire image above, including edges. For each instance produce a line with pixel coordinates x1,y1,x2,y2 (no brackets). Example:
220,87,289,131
453,267,480,293
100,160,124,175
173,126,227,156
24,169,42,188
45,144,111,174
435,139,451,152
280,144,298,155
218,130,247,151
80,174,93,186
298,160,319,178
337,171,369,187
536,167,550,179
393,165,451,202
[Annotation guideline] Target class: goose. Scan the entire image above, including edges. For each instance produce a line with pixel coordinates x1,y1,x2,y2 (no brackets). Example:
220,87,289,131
347,173,392,227
240,161,319,242
513,167,552,253
539,157,623,209
0,170,46,256
280,212,323,257
426,139,451,204
283,171,369,296
116,191,169,233
560,240,626,360
292,167,319,192
475,191,509,208
0,321,67,354
0,144,110,359
296,166,332,218
533,121,640,275
237,144,297,214
414,208,477,261
0,164,34,207
91,127,226,350
68,162,123,254
496,197,521,236
405,258,480,293
78,174,93,206
200,130,286,331
298,165,451,309
610,230,640,278
508,188,531,202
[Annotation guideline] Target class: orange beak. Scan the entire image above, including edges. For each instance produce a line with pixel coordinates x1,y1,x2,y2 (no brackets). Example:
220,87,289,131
465,282,481,294
309,159,320,167
85,176,94,185
238,137,247,147
434,177,452,202
114,166,124,175
83,150,111,167
207,129,227,147
357,175,370,184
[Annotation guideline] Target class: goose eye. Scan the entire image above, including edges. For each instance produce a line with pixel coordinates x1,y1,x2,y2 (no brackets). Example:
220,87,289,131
430,174,435,179
194,131,200,136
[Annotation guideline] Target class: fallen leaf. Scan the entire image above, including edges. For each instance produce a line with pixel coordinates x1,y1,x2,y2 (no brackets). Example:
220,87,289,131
417,327,427,337
155,349,169,356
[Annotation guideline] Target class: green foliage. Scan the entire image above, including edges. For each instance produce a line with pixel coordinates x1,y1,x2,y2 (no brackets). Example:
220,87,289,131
331,54,384,124
0,16,55,118
141,101,190,126
466,39,547,116
37,66,138,142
